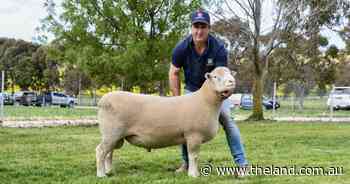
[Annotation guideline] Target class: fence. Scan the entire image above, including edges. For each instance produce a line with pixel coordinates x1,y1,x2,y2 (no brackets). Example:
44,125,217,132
1,93,349,122
77,94,350,120
77,95,101,107
232,95,350,121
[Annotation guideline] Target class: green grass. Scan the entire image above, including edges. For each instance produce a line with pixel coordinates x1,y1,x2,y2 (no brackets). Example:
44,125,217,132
2,106,97,120
1,121,349,184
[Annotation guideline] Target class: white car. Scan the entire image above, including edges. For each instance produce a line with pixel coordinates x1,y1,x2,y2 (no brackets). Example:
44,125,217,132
37,92,77,108
327,87,350,110
228,93,242,107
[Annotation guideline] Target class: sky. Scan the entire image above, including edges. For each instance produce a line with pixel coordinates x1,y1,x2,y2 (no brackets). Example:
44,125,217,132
0,0,346,49
0,0,51,42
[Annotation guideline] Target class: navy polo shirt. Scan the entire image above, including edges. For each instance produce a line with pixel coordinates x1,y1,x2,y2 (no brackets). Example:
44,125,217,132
172,34,228,91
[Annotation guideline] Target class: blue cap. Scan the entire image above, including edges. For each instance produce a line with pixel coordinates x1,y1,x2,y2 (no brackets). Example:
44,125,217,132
191,10,210,25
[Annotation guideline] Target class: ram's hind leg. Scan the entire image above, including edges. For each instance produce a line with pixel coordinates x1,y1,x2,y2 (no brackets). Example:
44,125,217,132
96,141,113,177
96,125,125,177
105,139,124,175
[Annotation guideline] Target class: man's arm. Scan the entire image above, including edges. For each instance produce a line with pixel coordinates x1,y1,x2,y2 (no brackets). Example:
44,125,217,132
168,64,181,96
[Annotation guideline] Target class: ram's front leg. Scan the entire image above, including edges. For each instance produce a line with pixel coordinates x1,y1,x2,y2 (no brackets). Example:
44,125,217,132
186,136,202,177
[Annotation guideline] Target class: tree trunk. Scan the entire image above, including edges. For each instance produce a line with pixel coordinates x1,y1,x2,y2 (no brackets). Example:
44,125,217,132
248,43,265,121
140,86,148,94
249,73,264,120
159,80,166,96
10,74,15,94
93,88,97,106
11,80,15,94
297,84,305,110
121,78,132,91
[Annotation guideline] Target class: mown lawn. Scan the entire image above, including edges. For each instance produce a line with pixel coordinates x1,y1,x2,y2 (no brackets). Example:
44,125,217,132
2,106,97,120
0,121,349,184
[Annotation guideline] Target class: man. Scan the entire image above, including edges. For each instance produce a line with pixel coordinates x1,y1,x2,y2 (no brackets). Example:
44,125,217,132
168,9,248,176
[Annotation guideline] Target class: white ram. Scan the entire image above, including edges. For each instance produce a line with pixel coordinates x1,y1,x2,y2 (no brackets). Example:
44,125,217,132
96,67,235,177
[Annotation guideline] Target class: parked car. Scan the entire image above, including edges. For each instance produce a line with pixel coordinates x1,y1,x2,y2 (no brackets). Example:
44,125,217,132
36,92,77,108
13,91,24,105
0,92,14,105
240,94,254,110
263,98,281,110
327,87,350,110
13,91,38,106
228,93,242,107
240,94,280,110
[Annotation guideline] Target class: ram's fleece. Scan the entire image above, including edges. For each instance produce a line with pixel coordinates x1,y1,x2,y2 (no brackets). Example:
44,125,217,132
96,67,236,177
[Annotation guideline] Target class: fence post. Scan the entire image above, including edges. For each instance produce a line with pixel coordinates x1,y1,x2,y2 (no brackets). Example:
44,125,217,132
78,76,81,106
0,71,4,123
292,94,295,119
330,93,333,122
272,81,277,120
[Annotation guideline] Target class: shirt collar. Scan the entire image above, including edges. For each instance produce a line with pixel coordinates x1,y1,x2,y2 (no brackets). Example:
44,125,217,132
189,34,212,53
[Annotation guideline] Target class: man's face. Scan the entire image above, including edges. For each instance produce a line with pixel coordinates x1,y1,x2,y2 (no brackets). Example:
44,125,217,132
191,22,209,44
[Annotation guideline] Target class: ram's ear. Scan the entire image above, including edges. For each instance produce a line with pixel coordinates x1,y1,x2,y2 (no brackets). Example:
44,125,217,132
231,71,237,77
205,73,211,79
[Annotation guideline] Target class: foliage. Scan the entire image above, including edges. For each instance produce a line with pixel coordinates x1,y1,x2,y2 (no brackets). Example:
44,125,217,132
41,0,202,93
63,65,92,96
0,38,60,92
334,54,350,86
207,0,350,119
31,46,61,91
268,33,340,108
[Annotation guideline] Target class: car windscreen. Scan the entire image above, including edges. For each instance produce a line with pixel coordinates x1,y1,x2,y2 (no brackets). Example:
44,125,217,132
332,88,350,94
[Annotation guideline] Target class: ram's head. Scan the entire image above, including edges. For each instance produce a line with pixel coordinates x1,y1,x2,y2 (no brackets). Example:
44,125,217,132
205,67,236,99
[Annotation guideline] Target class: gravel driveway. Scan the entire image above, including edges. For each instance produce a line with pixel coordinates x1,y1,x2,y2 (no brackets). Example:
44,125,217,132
1,116,350,128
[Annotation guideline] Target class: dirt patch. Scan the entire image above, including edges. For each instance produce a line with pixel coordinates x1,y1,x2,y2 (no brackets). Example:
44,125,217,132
1,117,349,128
1,119,98,128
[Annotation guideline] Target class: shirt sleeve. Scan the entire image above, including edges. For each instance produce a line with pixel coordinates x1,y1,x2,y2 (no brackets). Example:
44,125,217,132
215,46,228,67
172,45,185,68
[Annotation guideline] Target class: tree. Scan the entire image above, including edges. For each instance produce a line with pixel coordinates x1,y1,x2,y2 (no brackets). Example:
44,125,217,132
339,15,350,53
268,34,318,109
31,46,61,91
207,0,349,120
334,53,350,86
0,39,39,91
63,66,91,96
41,0,202,94
207,0,308,120
0,38,17,92
0,38,61,92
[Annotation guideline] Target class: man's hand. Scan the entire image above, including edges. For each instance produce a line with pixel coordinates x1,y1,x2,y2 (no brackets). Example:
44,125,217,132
169,64,181,96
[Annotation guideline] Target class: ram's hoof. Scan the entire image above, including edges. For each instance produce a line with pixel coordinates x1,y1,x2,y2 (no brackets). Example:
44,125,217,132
97,173,107,178
188,171,200,177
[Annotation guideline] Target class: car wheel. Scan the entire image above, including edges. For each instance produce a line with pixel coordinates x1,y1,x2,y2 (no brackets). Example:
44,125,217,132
275,103,280,109
263,105,267,110
68,102,74,108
